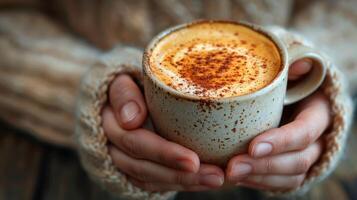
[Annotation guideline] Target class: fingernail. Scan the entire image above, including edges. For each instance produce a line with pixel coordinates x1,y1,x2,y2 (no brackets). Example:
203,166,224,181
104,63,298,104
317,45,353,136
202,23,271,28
231,162,252,178
120,101,140,123
253,142,273,157
176,159,195,172
200,174,224,188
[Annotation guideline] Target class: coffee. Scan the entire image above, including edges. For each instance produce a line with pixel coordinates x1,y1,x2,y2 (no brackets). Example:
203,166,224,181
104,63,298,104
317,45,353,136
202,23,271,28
149,21,282,98
144,20,327,165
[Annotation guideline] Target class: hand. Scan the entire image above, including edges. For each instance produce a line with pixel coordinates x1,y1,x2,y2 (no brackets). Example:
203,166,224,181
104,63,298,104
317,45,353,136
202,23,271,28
103,74,224,192
226,59,331,191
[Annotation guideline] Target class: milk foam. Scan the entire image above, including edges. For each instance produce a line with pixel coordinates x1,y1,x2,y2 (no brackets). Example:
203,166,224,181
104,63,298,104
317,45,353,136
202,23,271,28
149,22,282,98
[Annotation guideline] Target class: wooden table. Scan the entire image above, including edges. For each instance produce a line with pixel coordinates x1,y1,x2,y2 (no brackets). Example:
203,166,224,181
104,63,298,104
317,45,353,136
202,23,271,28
0,116,356,200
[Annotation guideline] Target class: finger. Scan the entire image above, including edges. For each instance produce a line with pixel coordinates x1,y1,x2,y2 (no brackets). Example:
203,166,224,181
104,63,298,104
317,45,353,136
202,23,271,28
109,146,224,188
249,91,330,157
129,177,213,192
288,59,313,81
237,174,305,190
227,140,322,182
109,74,147,130
103,106,199,172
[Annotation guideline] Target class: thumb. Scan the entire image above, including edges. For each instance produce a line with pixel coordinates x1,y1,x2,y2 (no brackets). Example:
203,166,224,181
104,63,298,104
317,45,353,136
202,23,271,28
109,74,147,130
288,59,313,81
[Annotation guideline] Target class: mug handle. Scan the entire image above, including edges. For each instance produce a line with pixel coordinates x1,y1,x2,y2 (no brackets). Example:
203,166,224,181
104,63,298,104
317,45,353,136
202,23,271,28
284,44,327,105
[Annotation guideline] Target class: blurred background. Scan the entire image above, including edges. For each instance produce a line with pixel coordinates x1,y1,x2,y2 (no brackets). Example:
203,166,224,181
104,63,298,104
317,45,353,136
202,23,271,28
0,0,356,199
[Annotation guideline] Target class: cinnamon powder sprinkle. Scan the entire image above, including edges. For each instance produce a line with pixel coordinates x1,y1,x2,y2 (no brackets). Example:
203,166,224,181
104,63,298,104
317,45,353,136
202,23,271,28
174,43,248,92
149,22,282,98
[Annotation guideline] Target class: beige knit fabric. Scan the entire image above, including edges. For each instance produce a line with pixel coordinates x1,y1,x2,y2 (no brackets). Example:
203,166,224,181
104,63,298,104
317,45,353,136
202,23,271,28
263,27,353,196
48,0,293,49
45,0,357,93
74,30,352,199
0,11,100,147
0,1,354,199
75,46,176,200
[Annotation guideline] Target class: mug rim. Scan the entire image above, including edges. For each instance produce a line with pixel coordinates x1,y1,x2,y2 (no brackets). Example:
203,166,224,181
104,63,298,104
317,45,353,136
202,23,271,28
142,20,289,102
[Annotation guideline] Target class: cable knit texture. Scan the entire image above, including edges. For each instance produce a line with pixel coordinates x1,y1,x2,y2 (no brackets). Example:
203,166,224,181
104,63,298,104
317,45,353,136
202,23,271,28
75,46,176,200
0,0,355,199
263,27,353,196
74,31,352,199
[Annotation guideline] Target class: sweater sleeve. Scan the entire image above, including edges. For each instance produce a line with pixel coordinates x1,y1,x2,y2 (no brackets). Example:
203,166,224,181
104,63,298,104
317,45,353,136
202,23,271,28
0,11,175,200
263,26,353,196
74,26,353,199
0,11,100,147
1,9,352,200
74,46,177,200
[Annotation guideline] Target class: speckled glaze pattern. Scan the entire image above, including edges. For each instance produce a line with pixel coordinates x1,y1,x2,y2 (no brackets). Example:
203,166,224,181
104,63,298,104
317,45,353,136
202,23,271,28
143,20,327,166
145,75,286,165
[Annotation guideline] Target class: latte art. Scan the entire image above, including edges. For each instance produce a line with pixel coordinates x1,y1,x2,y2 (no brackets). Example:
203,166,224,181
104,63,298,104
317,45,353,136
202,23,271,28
149,22,282,98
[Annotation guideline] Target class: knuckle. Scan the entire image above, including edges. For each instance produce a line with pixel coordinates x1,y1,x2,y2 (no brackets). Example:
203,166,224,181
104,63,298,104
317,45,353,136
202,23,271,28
120,134,139,157
279,128,292,150
297,158,310,174
296,119,316,148
114,78,134,97
302,129,315,147
157,149,169,164
119,84,134,98
126,163,139,176
110,80,133,102
296,153,312,173
174,173,187,185
111,75,129,88
155,142,174,164
128,165,148,182
291,175,305,187
264,158,276,173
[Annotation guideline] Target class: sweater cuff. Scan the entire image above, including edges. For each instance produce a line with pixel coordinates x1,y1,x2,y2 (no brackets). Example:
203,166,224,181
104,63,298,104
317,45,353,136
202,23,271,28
75,46,176,200
264,26,353,196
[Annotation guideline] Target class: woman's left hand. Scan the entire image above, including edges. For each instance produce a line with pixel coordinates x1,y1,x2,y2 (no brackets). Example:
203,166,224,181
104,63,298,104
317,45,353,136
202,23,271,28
225,59,331,190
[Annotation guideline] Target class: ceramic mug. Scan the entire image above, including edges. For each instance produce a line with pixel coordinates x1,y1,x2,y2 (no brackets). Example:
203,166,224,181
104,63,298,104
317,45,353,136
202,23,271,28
142,20,327,166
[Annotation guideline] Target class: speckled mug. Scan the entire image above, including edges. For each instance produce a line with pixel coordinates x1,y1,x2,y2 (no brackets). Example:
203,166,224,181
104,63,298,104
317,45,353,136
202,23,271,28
142,20,327,166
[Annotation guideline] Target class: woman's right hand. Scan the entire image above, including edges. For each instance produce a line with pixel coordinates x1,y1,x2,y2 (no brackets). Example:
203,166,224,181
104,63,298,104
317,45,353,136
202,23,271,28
102,74,224,192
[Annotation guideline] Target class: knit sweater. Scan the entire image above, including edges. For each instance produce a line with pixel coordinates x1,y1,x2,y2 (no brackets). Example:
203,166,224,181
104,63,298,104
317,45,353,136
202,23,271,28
0,0,355,199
